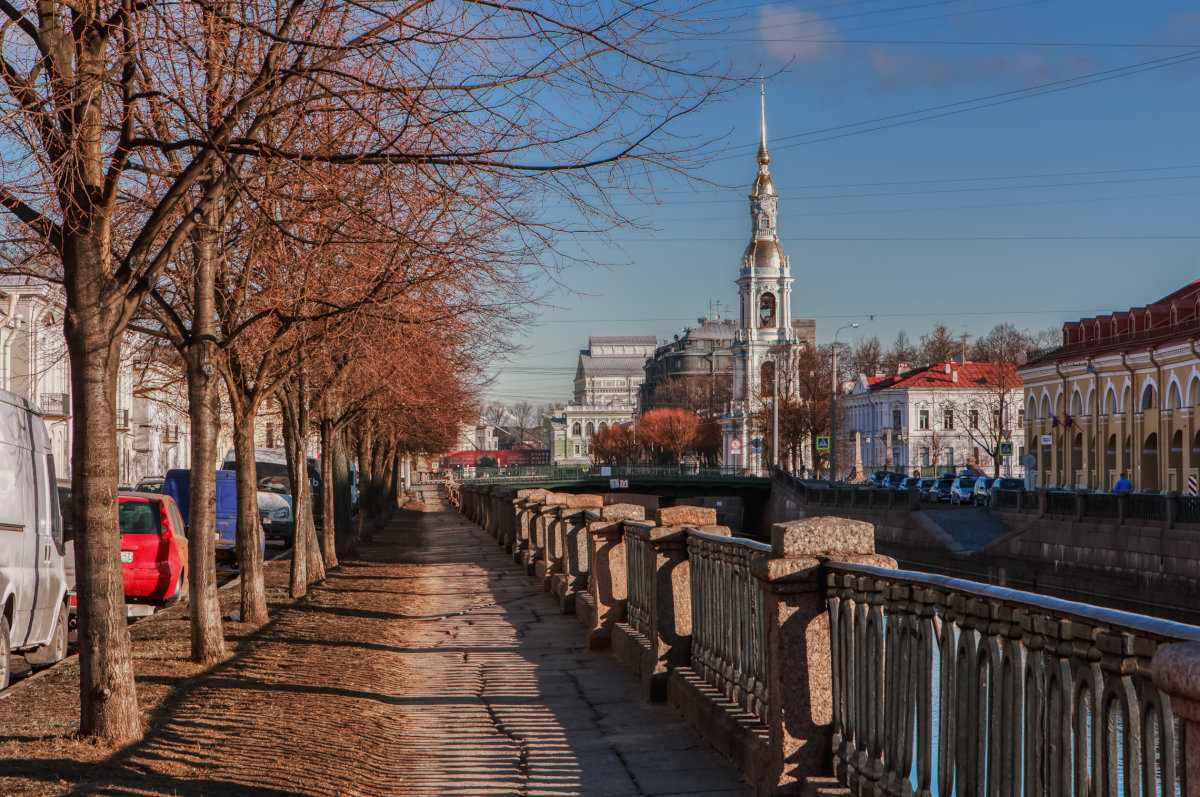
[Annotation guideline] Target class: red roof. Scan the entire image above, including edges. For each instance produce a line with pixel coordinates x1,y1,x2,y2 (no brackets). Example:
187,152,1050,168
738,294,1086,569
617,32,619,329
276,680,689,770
868,361,1020,392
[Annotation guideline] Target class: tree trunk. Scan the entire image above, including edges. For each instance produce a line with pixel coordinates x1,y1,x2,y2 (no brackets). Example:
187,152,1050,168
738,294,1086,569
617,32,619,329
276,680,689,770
281,384,323,595
232,412,268,624
356,427,372,543
65,292,141,743
334,431,355,558
320,415,339,569
184,348,226,664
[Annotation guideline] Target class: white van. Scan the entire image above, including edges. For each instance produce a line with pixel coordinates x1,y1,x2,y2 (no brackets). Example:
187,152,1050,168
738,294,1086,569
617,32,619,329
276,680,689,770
0,388,69,689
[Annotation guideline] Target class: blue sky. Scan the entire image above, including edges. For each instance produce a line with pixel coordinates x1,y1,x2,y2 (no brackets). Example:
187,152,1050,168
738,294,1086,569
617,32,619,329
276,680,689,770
486,1,1200,408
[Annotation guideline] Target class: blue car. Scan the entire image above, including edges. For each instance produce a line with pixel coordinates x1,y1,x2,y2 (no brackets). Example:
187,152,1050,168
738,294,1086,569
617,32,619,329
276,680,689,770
162,469,261,563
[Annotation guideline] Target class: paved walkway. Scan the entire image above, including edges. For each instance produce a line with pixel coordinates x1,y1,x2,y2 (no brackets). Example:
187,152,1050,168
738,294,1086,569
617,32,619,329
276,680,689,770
377,487,751,796
41,486,750,796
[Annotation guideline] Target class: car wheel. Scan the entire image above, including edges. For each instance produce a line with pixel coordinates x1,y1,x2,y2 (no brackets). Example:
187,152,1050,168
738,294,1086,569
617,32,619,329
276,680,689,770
0,615,10,690
170,567,189,605
25,603,68,667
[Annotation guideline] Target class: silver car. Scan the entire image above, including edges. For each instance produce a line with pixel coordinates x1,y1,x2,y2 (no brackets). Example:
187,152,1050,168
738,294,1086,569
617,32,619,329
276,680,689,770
949,477,977,504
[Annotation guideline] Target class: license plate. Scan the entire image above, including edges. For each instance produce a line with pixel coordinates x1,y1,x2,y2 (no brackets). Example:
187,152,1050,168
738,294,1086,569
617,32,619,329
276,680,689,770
120,551,133,564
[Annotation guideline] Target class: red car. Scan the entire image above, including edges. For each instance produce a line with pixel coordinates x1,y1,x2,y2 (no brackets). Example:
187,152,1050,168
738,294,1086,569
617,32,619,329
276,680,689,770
119,493,189,608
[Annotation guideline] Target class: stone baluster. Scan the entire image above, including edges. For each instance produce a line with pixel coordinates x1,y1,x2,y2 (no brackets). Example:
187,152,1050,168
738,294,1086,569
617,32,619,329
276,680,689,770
750,516,896,796
613,505,725,702
580,504,647,650
546,496,603,613
1151,642,1200,796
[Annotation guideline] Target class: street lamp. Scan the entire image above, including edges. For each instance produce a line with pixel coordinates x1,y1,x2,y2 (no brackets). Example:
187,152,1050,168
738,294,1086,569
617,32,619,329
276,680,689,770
829,322,859,482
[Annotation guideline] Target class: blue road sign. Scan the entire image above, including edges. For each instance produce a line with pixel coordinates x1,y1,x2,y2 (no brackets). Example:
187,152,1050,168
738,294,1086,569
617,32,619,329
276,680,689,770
999,441,1014,457
816,436,831,452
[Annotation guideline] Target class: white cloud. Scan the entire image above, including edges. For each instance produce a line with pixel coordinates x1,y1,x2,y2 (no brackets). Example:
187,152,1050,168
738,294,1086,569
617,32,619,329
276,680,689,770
756,6,845,65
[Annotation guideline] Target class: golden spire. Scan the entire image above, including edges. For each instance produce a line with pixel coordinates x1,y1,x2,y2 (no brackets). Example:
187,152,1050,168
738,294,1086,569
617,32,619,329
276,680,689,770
756,82,769,167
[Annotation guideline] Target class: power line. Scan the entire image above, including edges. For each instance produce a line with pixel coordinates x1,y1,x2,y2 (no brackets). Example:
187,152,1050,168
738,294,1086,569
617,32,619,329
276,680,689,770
606,234,1200,243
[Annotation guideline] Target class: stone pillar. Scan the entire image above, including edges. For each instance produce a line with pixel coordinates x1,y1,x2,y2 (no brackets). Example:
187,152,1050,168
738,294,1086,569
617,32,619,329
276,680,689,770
1151,642,1200,796
581,504,646,650
751,516,896,796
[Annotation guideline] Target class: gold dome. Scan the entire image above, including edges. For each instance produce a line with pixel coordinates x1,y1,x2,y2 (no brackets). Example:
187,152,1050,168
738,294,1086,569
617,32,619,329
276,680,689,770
750,172,776,198
742,239,785,271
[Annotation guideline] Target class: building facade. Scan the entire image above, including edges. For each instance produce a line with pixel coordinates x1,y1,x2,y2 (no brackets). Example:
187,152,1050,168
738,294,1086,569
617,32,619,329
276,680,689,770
574,335,657,406
841,361,1025,478
639,316,736,418
719,91,814,471
542,405,635,466
1019,280,1200,491
0,277,192,483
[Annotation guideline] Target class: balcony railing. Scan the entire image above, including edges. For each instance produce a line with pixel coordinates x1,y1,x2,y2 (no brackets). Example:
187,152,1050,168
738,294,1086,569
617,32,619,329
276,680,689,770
826,562,1198,797
39,392,69,417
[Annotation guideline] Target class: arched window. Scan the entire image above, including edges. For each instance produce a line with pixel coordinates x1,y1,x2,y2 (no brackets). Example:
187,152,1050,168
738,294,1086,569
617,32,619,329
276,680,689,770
598,422,607,431
1167,382,1182,410
571,422,582,436
1190,377,1200,407
759,293,777,328
585,422,595,436
1027,395,1038,420
760,360,775,395
1141,384,1157,411
759,215,770,230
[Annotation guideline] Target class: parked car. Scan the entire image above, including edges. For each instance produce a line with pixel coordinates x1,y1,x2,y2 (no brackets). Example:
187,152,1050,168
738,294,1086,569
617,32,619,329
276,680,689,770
165,469,259,565
135,476,164,494
0,389,70,689
989,478,1025,499
870,471,891,487
884,472,906,489
119,493,188,610
971,477,994,506
932,476,956,503
918,478,938,501
900,477,922,491
256,478,295,543
949,477,977,504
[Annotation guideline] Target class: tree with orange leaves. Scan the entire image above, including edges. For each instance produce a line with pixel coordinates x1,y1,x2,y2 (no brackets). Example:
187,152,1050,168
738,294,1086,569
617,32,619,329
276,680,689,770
637,408,701,466
590,423,638,465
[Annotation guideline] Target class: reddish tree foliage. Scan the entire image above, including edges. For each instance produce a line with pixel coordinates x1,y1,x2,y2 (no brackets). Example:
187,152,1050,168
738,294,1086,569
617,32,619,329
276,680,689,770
637,408,701,465
590,423,638,465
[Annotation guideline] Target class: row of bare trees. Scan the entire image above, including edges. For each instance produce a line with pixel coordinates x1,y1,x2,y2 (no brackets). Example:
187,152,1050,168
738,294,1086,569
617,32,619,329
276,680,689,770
0,0,735,741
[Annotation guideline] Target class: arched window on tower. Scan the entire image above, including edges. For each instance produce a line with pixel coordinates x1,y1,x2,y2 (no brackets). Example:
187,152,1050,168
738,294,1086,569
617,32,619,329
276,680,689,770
760,360,775,396
759,293,777,328
759,215,770,230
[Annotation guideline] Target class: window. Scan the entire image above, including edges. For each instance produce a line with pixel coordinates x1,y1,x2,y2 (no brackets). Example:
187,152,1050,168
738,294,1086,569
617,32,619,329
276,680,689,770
892,409,902,429
759,215,769,230
944,447,954,467
585,422,595,436
969,410,979,429
574,444,580,455
759,293,777,328
571,422,581,436
943,409,954,430
1018,409,1025,427
599,422,607,431
761,360,775,396
920,447,929,466
919,409,930,430
993,409,1002,428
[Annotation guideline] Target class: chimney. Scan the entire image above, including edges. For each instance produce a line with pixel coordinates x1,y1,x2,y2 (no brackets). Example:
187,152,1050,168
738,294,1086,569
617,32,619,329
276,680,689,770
944,362,952,374
952,370,959,383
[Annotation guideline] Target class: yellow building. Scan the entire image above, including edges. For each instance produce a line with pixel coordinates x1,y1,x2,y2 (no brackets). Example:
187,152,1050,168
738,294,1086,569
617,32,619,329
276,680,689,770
1019,280,1200,492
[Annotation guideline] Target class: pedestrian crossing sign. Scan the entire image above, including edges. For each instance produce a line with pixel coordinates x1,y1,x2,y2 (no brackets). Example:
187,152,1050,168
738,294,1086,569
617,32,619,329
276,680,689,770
999,442,1013,456
816,436,830,452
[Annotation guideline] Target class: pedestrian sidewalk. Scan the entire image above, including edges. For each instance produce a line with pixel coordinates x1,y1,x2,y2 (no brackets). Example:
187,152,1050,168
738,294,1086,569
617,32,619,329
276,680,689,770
0,488,750,797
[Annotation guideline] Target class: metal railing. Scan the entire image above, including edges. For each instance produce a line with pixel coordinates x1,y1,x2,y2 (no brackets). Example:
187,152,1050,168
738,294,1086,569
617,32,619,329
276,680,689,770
458,464,770,485
687,530,771,724
623,522,655,639
1127,492,1168,522
826,562,1199,797
1084,491,1119,519
1044,490,1076,517
39,392,69,416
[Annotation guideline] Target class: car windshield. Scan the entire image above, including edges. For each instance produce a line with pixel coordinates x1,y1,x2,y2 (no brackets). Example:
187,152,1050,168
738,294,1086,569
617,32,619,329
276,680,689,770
119,501,161,535
959,479,976,488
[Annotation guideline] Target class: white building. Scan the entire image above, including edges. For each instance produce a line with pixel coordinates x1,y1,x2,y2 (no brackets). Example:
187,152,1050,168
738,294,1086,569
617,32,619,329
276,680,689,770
574,335,656,407
0,276,191,483
840,361,1026,479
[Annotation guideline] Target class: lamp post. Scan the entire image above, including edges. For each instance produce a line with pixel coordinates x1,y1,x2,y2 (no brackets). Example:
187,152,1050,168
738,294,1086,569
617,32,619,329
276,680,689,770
829,322,859,482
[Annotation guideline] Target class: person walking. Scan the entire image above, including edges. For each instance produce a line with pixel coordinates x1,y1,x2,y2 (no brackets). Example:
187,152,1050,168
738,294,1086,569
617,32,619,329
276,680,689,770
1115,473,1132,492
